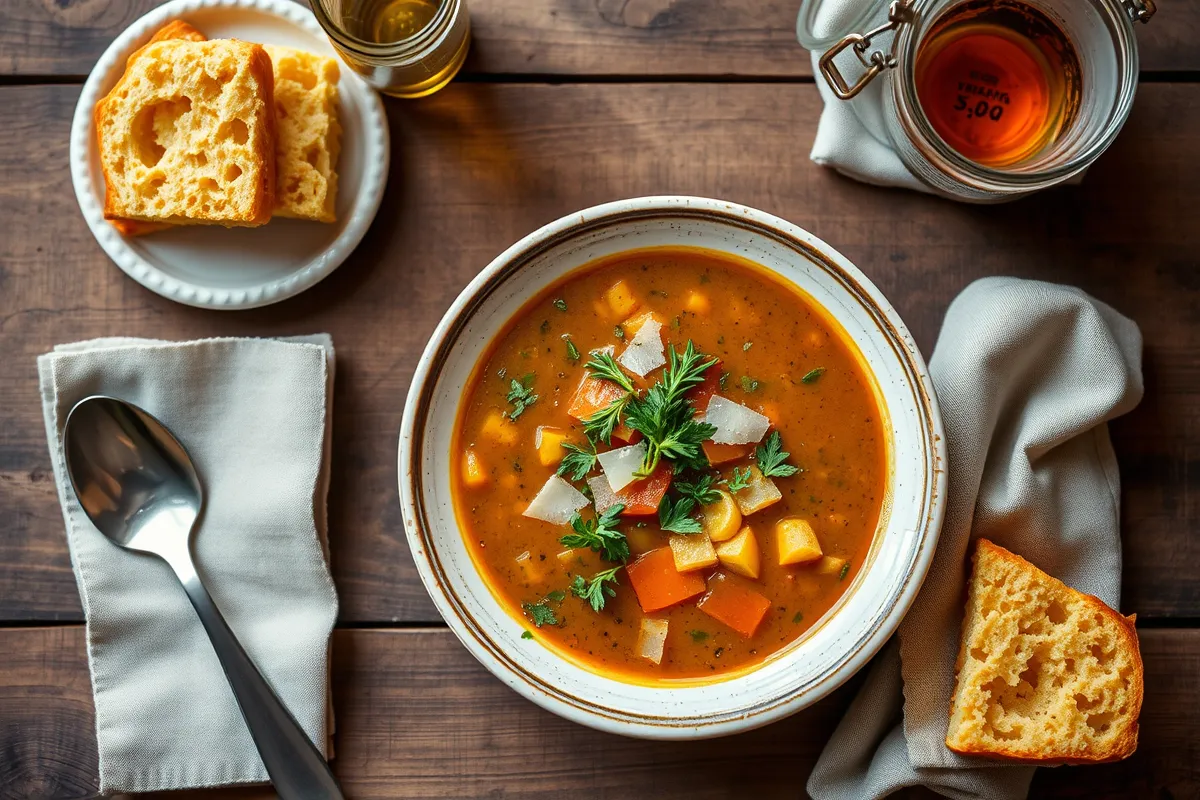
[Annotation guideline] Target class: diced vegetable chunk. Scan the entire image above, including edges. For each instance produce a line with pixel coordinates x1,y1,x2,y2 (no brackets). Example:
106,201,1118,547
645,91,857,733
684,291,711,314
697,572,771,638
669,533,718,572
480,409,518,445
535,426,570,467
733,465,782,515
636,618,669,665
815,555,848,576
461,449,488,488
522,475,590,525
604,279,640,317
700,489,742,543
686,360,723,414
514,550,547,583
566,373,636,442
597,442,648,492
618,316,666,377
626,526,660,554
614,463,672,515
626,547,707,612
776,517,823,565
703,441,754,465
716,525,761,579
703,395,771,445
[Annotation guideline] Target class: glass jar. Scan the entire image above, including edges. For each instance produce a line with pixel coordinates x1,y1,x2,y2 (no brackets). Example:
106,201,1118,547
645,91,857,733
313,0,471,98
798,0,1155,201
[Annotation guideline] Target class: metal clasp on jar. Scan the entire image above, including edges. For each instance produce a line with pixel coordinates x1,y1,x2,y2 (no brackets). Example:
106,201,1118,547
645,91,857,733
818,0,915,99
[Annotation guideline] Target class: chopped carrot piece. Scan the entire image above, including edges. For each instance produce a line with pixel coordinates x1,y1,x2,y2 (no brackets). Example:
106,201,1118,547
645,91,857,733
461,449,488,488
686,359,723,414
697,572,771,638
566,373,637,442
614,462,672,515
626,547,707,612
702,441,754,465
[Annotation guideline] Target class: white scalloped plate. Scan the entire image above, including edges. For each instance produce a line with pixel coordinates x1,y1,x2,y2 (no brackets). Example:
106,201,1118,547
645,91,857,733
70,0,389,309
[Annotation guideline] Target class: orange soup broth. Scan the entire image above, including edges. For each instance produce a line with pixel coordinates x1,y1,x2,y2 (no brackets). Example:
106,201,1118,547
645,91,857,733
451,247,888,683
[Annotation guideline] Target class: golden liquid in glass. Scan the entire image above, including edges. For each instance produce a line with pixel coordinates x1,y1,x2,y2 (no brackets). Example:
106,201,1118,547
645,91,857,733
915,0,1082,167
343,0,441,44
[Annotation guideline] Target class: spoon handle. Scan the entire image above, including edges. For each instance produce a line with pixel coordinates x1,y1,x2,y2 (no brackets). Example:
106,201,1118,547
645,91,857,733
171,558,344,800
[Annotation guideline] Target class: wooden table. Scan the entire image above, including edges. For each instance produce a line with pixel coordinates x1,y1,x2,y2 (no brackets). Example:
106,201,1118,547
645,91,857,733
2,1,1198,797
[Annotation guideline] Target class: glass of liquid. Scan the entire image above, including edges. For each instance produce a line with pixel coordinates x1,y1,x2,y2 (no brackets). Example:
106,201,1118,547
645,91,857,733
798,0,1154,201
312,0,471,98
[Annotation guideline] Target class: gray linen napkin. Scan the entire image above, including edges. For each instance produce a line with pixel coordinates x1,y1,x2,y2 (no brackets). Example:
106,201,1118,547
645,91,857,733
38,336,339,793
808,278,1143,799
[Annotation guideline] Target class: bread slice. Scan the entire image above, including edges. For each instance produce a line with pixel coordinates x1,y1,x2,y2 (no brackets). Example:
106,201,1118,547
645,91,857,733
262,45,341,222
946,539,1142,764
95,37,276,227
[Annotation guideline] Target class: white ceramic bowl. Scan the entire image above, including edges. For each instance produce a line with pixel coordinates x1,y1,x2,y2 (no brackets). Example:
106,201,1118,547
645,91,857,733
70,0,389,309
399,197,946,738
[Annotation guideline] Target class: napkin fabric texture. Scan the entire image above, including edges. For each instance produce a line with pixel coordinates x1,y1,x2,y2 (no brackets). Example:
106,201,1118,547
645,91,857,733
808,278,1143,799
38,336,339,794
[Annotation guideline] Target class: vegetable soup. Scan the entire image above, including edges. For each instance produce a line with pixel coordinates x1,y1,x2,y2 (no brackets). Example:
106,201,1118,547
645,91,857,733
451,247,887,682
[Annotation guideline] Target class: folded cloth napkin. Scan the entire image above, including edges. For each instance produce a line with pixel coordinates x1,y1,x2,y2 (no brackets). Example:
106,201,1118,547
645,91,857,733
808,278,1143,799
38,335,339,794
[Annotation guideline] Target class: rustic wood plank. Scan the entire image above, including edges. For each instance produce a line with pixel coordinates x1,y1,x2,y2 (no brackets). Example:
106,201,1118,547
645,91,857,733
0,626,1194,798
1,0,1196,77
0,82,1197,623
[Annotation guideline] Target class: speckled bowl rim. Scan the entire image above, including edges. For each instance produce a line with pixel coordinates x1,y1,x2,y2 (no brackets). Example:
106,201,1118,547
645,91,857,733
399,196,947,738
68,0,389,310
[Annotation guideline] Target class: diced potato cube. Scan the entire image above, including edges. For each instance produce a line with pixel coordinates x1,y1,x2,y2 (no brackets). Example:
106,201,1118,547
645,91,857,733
461,449,488,488
776,517,823,565
733,466,782,515
684,291,711,314
604,279,640,318
535,426,569,467
716,525,760,580
669,533,718,572
815,555,848,577
701,489,742,543
514,550,548,583
636,617,669,665
480,409,518,445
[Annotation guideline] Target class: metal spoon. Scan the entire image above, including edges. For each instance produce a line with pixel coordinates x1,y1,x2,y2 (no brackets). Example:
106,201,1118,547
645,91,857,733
63,396,343,800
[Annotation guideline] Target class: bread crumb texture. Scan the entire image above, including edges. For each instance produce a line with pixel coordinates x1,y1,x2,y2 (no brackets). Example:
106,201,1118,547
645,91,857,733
96,38,275,226
263,45,341,222
946,539,1142,764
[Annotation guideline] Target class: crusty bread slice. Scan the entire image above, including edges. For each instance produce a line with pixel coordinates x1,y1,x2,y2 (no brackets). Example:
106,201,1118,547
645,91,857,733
95,37,276,227
946,539,1142,764
262,45,341,223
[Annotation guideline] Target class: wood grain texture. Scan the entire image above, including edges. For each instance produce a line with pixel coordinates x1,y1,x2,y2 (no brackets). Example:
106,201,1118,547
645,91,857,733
0,82,1198,624
1,0,1196,77
0,626,1195,799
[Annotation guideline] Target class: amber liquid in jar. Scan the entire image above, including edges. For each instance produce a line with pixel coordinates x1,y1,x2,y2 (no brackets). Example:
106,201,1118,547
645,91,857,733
345,0,440,43
914,0,1082,167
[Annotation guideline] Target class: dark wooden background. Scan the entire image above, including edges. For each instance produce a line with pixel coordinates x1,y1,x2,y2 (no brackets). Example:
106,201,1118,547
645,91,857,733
1,1,1198,798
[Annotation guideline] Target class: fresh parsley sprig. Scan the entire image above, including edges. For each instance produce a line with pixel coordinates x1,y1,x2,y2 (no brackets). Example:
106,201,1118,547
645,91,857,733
557,440,597,481
505,373,538,421
560,504,629,563
521,591,563,627
673,473,722,505
725,465,752,492
571,566,622,612
658,494,702,534
624,341,718,477
583,396,632,446
755,431,800,478
585,350,636,394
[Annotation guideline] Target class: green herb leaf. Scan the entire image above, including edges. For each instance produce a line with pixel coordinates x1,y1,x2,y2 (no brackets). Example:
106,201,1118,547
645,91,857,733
560,504,629,563
614,325,626,340
553,298,568,312
755,431,800,478
839,562,851,581
688,630,709,642
582,395,632,446
565,338,581,362
725,466,752,493
791,611,804,624
557,440,598,481
546,589,567,604
674,474,722,505
571,565,622,612
672,315,682,330
522,600,559,628
623,341,718,477
740,375,759,393
801,367,826,384
539,319,550,334
658,494,702,534
585,350,636,394
743,341,753,352
505,374,539,421
719,371,730,390
521,630,534,639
